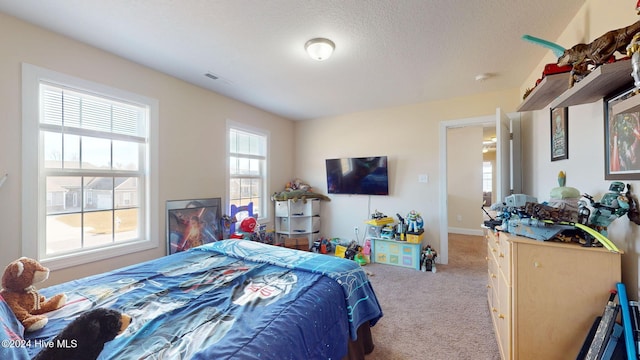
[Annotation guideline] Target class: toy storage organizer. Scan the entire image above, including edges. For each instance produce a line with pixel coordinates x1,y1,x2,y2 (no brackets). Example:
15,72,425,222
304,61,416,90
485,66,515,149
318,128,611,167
275,199,320,250
370,237,421,270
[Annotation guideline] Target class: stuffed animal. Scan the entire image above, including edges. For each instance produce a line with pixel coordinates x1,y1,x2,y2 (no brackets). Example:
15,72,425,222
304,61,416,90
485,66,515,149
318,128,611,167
0,257,66,332
33,308,131,360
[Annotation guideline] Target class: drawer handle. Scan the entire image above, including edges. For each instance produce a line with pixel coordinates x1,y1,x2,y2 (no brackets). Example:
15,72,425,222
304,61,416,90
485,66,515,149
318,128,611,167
492,248,497,252
492,307,498,313
491,273,497,278
499,252,504,258
498,314,505,319
487,284,492,289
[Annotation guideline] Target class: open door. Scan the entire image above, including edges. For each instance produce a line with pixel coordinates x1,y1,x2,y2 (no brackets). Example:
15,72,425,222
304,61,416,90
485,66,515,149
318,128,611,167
495,108,510,203
495,108,521,203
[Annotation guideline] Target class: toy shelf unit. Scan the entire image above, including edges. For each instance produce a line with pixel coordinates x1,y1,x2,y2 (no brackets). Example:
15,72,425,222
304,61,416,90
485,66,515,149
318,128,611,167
274,199,320,249
369,237,421,270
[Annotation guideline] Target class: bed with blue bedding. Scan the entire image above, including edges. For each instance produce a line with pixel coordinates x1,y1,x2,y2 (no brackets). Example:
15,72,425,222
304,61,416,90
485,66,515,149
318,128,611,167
1,240,382,359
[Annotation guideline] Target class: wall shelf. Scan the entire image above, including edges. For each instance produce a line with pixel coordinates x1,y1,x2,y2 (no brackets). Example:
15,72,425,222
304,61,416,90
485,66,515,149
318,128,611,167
517,72,570,112
612,91,640,115
517,59,633,111
550,59,632,109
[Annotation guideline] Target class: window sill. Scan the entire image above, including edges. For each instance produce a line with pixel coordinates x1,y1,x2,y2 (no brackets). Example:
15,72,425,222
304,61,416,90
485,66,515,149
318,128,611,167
39,239,158,271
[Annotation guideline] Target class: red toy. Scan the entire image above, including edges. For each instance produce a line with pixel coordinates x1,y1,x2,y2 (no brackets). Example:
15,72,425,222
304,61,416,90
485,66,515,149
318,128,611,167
240,217,257,233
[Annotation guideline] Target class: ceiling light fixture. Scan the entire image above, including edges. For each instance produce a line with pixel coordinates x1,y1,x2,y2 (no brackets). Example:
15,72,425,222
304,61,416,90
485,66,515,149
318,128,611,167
475,73,493,81
305,38,335,61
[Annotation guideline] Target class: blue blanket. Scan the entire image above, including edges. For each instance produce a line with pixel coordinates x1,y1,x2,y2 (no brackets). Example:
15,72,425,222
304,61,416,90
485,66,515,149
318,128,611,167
21,240,382,359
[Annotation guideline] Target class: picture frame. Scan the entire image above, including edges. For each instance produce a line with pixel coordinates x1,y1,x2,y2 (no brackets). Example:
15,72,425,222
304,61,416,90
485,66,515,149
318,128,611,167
604,87,640,180
166,197,223,255
550,107,569,161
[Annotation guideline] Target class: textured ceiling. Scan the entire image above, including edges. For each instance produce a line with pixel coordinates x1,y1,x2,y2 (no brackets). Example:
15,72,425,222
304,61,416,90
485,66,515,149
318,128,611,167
0,0,585,120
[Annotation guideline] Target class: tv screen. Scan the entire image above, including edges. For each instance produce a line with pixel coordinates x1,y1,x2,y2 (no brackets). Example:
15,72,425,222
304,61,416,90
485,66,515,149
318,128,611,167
325,156,389,195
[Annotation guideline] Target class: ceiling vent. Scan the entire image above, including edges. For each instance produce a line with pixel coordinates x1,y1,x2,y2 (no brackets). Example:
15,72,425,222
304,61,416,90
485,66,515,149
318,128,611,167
205,73,219,80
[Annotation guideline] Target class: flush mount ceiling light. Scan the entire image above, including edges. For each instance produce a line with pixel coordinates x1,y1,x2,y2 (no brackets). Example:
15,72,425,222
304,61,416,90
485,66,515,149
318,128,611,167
475,73,494,81
305,38,335,61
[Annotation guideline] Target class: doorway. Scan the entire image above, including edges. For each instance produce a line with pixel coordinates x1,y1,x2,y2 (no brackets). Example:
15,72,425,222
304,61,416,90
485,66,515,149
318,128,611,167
438,109,520,265
439,115,494,265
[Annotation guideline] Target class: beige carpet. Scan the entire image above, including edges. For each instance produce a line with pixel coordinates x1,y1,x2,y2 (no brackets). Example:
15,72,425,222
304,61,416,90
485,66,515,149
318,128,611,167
364,234,501,360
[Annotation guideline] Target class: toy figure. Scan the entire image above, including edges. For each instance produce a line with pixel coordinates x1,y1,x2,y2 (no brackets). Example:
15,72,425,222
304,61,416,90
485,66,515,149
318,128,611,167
395,213,406,240
406,210,423,233
420,245,437,273
581,181,630,237
557,20,640,88
344,240,362,260
627,33,640,92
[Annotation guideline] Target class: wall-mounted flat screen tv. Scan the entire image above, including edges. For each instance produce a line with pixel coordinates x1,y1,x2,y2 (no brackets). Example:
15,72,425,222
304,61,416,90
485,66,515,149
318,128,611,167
325,156,389,195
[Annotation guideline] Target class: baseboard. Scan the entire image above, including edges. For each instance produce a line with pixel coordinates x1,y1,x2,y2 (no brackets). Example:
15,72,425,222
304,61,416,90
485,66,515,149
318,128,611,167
448,227,483,236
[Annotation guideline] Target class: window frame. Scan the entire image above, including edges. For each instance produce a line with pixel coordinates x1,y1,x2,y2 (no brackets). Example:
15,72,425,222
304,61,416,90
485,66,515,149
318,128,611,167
22,63,159,270
226,120,270,223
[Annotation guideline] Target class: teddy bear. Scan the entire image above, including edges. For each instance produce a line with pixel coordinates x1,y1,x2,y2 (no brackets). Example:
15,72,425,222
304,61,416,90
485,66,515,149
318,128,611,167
33,308,131,360
0,257,66,332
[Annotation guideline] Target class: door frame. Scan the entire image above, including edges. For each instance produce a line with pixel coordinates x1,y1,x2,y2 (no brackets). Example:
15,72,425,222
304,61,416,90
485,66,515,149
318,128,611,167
438,114,494,265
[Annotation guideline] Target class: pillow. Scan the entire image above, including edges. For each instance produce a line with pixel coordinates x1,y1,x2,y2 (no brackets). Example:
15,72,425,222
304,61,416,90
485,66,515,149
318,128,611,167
0,295,30,360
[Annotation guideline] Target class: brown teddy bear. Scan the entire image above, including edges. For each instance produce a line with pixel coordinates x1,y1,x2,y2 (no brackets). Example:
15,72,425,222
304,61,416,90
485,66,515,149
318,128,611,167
0,257,66,332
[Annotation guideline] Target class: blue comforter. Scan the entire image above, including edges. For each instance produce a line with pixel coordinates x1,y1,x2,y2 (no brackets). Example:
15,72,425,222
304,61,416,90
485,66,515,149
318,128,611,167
23,240,383,359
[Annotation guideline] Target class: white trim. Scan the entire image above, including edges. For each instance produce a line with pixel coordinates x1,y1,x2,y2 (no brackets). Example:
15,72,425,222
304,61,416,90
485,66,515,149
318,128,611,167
447,227,484,236
439,114,494,265
22,63,159,270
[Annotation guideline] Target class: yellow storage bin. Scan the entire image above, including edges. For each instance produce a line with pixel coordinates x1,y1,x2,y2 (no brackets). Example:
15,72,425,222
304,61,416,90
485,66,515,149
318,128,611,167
406,232,424,244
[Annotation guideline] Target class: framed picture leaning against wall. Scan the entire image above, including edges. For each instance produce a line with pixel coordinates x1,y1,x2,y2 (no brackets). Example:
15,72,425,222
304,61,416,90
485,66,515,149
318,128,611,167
166,198,222,255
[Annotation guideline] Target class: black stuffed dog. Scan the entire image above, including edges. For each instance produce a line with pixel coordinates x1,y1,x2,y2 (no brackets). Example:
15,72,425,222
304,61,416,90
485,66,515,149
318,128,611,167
34,308,131,360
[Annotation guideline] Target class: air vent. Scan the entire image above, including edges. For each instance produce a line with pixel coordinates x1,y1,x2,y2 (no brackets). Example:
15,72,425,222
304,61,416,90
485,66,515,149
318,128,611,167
205,73,219,80
204,72,232,85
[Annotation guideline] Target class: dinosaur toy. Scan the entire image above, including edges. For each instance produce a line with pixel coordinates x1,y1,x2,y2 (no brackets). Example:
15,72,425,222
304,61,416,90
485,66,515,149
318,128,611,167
557,20,640,87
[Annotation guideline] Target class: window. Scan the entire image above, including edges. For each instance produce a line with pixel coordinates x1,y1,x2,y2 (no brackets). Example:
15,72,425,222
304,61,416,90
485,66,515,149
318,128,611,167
228,123,268,220
22,64,159,269
482,161,493,192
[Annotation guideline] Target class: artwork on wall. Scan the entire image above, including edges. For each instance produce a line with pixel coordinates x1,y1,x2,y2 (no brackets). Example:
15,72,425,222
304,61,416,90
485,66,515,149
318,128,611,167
604,87,640,180
550,107,569,161
166,198,222,255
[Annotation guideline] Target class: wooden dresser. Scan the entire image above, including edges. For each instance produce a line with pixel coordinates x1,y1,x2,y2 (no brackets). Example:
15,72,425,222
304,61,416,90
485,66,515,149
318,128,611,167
484,228,621,360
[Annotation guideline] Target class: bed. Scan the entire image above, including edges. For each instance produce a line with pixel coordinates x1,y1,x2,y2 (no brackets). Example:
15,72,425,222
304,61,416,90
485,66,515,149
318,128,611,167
0,240,383,359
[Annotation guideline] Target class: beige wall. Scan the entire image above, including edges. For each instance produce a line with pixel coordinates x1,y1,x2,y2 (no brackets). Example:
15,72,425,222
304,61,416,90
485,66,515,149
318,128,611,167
520,0,640,295
447,126,483,232
294,90,520,254
4,0,636,295
0,13,295,285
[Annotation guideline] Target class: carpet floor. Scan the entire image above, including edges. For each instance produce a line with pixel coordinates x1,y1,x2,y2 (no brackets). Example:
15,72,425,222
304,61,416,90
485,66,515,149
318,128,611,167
364,233,501,360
